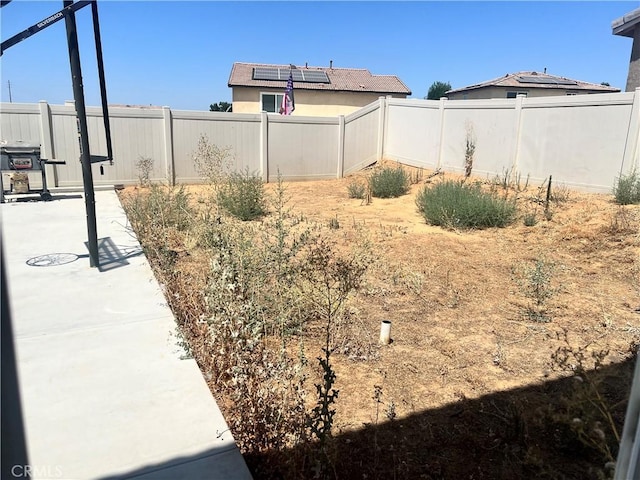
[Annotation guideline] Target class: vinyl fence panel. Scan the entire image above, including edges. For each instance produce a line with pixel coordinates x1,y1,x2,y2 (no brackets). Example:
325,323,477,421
343,100,381,174
266,115,339,181
171,111,262,184
0,103,41,146
384,99,441,169
517,93,638,190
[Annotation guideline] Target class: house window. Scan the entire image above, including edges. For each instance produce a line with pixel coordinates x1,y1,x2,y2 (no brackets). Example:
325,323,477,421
566,92,578,96
506,91,528,98
261,93,284,113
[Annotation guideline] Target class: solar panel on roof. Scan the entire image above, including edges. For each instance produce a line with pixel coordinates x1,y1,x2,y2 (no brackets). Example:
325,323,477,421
252,67,330,84
253,68,280,80
291,70,305,82
553,79,578,86
517,76,578,86
302,71,330,83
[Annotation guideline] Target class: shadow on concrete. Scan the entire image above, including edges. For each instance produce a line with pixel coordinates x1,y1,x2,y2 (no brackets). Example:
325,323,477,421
1,243,30,480
243,354,636,479
87,237,144,272
96,445,251,480
4,194,83,203
25,237,143,272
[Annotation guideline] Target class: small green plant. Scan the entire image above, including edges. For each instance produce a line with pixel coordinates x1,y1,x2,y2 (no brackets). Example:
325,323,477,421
613,170,640,205
328,215,340,230
369,166,410,198
523,212,538,227
217,167,267,221
347,178,367,199
309,348,339,445
372,384,396,422
302,238,369,476
416,180,517,229
514,257,557,322
135,155,154,187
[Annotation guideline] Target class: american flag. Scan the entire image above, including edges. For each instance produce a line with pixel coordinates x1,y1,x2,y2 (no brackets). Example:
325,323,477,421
280,71,295,115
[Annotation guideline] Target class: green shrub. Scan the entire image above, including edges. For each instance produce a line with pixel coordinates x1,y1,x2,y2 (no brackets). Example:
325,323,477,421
217,168,267,220
347,179,367,199
125,184,191,234
369,166,410,198
513,257,557,323
120,184,191,274
613,170,640,205
523,213,538,227
416,180,517,229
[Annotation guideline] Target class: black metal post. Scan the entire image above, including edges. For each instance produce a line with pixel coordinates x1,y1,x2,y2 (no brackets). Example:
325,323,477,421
63,0,99,268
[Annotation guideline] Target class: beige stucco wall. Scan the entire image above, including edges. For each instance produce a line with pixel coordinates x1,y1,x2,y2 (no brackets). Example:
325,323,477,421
447,86,606,100
232,86,405,116
627,24,640,91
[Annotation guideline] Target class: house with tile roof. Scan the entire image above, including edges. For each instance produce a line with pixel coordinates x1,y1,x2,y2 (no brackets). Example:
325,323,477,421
612,7,640,92
228,62,411,116
446,71,619,100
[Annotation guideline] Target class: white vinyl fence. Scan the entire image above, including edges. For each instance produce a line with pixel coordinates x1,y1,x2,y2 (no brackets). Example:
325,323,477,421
384,90,640,192
1,89,638,193
0,101,382,187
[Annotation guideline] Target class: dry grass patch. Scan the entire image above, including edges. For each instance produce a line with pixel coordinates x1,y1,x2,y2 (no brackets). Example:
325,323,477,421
120,166,640,479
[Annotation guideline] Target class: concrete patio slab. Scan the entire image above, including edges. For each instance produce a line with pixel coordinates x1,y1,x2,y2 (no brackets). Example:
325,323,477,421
1,190,252,479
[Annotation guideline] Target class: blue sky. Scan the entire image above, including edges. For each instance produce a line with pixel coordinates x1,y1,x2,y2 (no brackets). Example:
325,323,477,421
0,1,638,111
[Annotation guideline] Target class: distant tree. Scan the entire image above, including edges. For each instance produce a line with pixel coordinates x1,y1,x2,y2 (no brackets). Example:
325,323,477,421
426,81,452,100
600,82,610,86
210,101,232,112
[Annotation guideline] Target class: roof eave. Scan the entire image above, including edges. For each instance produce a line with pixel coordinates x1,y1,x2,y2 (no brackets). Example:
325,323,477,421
229,83,410,95
612,7,640,37
447,84,620,95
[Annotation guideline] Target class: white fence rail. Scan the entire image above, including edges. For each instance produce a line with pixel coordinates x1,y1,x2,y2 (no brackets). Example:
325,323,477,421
1,90,639,192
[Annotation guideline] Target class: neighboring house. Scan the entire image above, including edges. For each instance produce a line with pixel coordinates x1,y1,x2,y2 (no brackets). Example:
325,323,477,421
446,71,619,100
228,62,411,116
612,7,640,92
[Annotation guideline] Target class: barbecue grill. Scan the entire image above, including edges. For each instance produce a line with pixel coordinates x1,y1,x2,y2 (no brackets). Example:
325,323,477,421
0,141,66,202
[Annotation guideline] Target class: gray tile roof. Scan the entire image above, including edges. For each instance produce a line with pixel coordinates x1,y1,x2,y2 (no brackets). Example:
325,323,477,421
228,62,411,95
447,71,620,94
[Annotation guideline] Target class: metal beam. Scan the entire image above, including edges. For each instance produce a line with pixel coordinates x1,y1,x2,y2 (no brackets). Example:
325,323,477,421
91,0,112,163
0,1,90,56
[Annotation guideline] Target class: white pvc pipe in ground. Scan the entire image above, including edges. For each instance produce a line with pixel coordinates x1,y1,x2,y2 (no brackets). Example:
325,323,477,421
380,320,391,345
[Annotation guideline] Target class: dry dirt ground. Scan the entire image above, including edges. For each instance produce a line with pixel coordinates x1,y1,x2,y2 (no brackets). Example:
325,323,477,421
124,166,640,479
